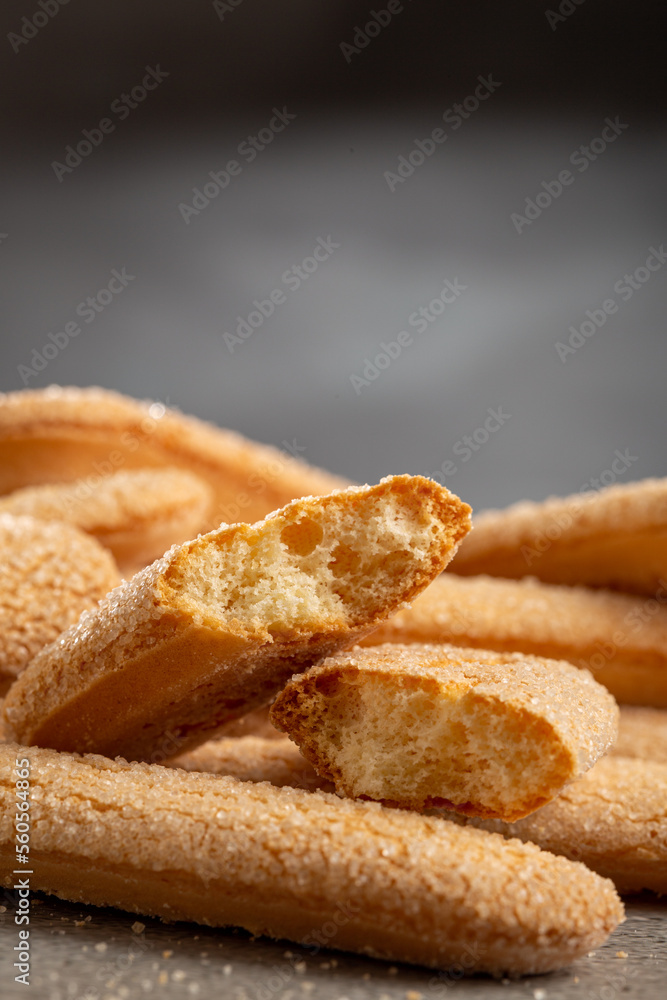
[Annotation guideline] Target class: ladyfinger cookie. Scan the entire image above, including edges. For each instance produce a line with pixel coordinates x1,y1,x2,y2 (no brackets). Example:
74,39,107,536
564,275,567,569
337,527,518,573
0,742,624,974
2,476,471,760
0,514,120,694
450,477,667,596
0,385,350,527
362,574,667,707
169,734,329,791
270,643,618,821
612,706,667,764
466,757,667,894
0,468,213,575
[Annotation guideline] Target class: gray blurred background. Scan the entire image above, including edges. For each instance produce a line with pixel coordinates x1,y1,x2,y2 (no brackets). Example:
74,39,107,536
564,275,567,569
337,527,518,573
2,0,666,513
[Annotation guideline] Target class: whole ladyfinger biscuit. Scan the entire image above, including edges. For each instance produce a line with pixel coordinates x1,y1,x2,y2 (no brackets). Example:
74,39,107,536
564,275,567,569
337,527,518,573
465,756,667,895
2,476,471,760
450,477,667,596
362,574,667,707
0,514,120,694
168,734,330,791
270,643,618,821
612,705,667,764
0,385,350,527
0,743,624,974
0,468,213,576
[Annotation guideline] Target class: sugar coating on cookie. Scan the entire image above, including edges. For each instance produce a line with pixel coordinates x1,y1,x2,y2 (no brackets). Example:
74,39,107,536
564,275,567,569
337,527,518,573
0,742,624,974
0,513,120,690
0,385,350,527
467,756,667,894
270,642,618,821
2,475,471,760
0,468,213,574
451,477,667,595
362,574,667,707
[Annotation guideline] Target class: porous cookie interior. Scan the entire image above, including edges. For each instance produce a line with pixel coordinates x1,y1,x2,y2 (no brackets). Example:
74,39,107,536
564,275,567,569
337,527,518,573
164,491,441,635
279,665,572,819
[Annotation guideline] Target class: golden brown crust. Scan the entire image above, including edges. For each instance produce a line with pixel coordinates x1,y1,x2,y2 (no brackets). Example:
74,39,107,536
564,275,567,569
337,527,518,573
168,734,329,790
466,756,667,894
0,386,350,527
0,468,213,574
362,574,667,706
613,706,667,764
0,742,624,974
451,478,667,595
270,643,618,821
0,514,120,687
2,476,471,761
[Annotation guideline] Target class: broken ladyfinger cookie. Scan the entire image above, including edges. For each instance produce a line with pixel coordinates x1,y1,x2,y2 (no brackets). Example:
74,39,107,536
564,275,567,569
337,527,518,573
270,642,618,821
2,476,470,760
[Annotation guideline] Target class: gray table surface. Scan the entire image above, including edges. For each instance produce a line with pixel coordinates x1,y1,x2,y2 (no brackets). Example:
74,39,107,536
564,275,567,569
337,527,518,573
1,890,665,1000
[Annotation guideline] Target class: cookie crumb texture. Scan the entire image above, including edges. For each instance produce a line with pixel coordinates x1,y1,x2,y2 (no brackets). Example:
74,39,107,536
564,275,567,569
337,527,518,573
271,644,618,820
2,476,470,760
0,513,120,690
0,743,624,975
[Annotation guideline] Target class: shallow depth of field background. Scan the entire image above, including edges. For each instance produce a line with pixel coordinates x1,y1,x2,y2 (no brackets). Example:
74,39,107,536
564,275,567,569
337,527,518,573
2,0,666,513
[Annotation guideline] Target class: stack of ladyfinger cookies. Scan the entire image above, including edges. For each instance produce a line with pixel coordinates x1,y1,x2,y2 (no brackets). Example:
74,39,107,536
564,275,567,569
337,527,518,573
1,385,665,976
